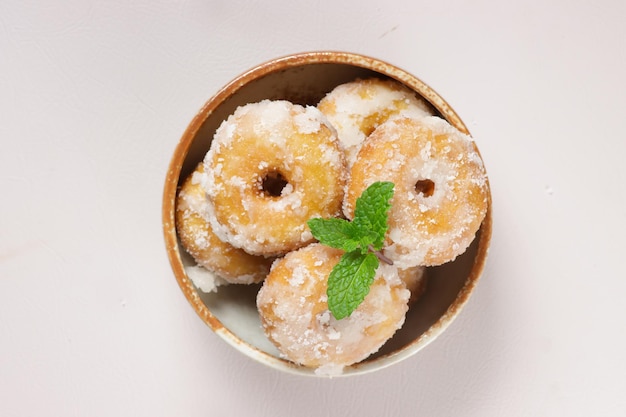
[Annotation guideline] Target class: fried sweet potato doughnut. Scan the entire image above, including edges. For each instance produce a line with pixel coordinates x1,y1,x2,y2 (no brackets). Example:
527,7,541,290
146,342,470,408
344,116,489,268
256,244,410,375
175,163,272,284
203,100,347,257
317,77,433,166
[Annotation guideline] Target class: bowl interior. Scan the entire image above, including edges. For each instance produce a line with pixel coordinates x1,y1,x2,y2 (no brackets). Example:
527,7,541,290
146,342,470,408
164,53,492,376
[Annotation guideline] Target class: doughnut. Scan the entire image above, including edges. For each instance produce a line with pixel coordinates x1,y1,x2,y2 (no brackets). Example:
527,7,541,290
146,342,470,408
344,116,489,268
317,77,433,166
202,100,347,257
175,163,273,284
256,243,410,375
398,266,428,306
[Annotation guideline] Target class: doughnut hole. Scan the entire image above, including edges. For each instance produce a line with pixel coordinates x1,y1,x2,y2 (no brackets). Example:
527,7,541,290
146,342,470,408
414,179,435,198
259,170,290,197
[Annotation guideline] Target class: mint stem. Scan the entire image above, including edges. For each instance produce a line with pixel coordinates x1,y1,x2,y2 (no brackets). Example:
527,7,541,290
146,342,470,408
368,245,393,265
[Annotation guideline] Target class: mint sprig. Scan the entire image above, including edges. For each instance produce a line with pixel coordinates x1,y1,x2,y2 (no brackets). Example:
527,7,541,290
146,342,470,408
307,181,395,320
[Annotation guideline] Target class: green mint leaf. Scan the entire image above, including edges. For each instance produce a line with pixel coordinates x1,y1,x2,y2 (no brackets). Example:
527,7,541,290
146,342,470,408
307,217,360,252
353,181,394,250
308,181,395,320
327,251,379,320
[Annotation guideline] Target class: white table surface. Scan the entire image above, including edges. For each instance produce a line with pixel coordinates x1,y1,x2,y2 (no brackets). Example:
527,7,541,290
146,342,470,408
2,1,625,416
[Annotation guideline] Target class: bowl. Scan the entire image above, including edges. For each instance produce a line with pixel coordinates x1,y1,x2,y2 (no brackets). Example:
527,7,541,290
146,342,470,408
162,51,492,376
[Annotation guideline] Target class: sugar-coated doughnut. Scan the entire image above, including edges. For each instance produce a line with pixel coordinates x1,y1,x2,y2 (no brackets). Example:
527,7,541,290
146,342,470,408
256,244,410,375
203,100,347,257
318,77,433,166
344,116,489,268
398,266,428,306
176,163,272,284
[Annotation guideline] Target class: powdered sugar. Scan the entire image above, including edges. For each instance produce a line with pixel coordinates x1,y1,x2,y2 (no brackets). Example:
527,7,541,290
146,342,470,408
185,265,227,293
293,105,324,134
318,78,434,166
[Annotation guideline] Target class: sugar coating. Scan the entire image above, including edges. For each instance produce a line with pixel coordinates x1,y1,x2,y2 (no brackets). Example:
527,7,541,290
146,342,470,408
256,244,410,375
175,163,272,284
318,78,434,166
398,266,428,306
203,100,347,256
344,116,489,268
185,265,227,293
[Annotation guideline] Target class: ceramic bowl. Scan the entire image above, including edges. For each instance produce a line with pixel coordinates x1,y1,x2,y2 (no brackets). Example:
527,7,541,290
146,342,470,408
162,51,492,376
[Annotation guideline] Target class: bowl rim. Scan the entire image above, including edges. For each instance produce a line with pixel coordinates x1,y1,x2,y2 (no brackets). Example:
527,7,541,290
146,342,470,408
162,50,492,377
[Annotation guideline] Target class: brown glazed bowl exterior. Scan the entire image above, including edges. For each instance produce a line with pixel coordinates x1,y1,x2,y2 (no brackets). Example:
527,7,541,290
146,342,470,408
162,51,492,376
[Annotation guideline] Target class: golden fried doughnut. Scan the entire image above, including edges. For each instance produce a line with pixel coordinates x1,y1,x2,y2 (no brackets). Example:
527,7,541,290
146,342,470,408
175,163,272,284
203,100,347,257
398,266,428,305
318,77,433,166
256,244,410,375
344,116,489,267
